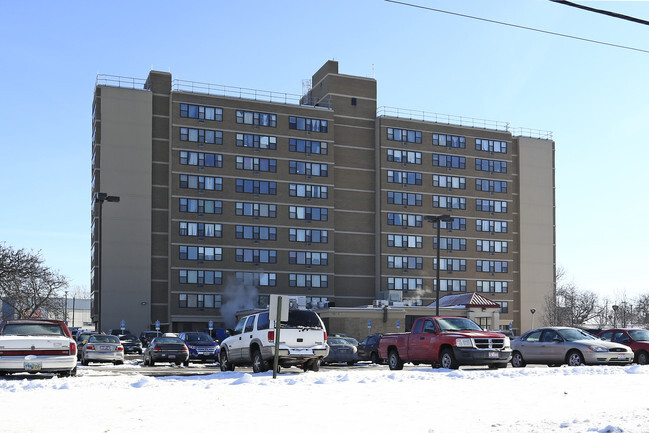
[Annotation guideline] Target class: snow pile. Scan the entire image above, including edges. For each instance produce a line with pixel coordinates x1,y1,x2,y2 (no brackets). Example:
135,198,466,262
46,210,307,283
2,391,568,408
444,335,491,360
1,365,649,432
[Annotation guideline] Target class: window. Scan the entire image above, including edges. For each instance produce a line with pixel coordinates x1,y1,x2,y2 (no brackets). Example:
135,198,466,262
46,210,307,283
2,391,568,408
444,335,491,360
235,225,277,240
433,195,466,210
475,158,508,173
433,175,466,190
179,222,222,238
289,229,328,244
387,170,422,185
179,127,223,144
179,198,222,215
387,213,423,227
179,151,223,168
433,154,466,169
433,258,467,272
289,251,329,266
236,133,277,150
235,249,277,264
235,202,277,218
476,199,508,213
476,240,509,253
179,246,223,261
497,301,509,314
289,116,328,133
387,128,422,143
289,206,328,221
477,260,509,273
289,183,328,199
387,234,422,248
476,179,508,193
178,293,222,309
433,237,467,251
236,179,277,195
180,103,223,121
289,274,328,287
235,272,277,287
387,191,422,206
476,280,509,293
476,138,508,154
236,156,277,172
236,110,277,127
387,256,423,269
387,277,423,291
289,161,328,177
476,219,508,233
179,175,223,191
433,133,466,148
289,138,328,155
179,270,223,285
387,149,422,164
433,279,467,292
440,218,466,231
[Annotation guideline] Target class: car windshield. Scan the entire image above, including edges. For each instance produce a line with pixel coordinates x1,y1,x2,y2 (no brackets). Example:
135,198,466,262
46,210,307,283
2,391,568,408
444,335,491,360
436,318,483,332
184,333,215,343
557,328,595,341
2,323,65,336
628,330,649,341
89,335,120,344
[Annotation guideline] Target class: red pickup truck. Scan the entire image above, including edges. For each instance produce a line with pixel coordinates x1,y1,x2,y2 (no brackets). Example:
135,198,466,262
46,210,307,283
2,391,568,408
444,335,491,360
378,316,512,370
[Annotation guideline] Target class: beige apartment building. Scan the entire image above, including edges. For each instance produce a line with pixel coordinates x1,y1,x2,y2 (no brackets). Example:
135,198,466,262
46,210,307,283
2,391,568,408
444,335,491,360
91,61,555,335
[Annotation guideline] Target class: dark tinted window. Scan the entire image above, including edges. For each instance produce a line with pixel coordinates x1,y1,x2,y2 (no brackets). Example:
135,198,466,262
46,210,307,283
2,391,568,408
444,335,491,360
244,316,255,333
257,312,270,330
282,310,322,328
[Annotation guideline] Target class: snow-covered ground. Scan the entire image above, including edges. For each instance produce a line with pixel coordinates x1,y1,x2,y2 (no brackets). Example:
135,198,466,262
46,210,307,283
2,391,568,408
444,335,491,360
2,363,649,433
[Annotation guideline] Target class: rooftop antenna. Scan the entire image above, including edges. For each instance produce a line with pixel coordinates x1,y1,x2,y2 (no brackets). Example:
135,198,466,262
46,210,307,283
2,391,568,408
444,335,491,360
372,64,375,79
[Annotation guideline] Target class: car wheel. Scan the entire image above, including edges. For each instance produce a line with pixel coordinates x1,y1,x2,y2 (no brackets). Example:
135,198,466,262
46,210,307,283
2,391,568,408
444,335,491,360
388,350,404,370
347,361,355,366
252,349,268,373
81,355,89,366
636,351,649,365
143,356,149,366
114,360,124,365
370,352,380,364
175,361,181,366
149,355,155,367
511,351,526,368
567,350,584,366
220,350,234,371
183,360,189,367
440,348,459,370
489,362,507,369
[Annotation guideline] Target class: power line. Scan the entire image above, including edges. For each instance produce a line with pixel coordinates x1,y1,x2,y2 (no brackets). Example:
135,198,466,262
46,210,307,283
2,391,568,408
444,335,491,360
549,0,649,26
385,0,649,55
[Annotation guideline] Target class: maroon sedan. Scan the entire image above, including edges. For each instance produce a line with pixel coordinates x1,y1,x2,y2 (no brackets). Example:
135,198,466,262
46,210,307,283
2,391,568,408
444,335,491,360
597,328,649,364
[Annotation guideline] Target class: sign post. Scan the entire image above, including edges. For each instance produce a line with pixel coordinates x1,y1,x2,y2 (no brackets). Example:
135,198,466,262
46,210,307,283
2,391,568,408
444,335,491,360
273,296,282,379
155,320,160,336
120,320,126,332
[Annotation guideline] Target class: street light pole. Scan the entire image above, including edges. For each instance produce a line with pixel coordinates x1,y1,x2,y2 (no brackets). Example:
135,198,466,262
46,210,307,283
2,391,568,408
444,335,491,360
426,214,454,316
612,305,619,328
95,192,120,332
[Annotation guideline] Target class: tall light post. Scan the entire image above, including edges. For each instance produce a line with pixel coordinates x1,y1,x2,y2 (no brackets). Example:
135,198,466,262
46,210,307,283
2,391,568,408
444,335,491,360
95,192,120,332
426,214,454,316
612,305,619,328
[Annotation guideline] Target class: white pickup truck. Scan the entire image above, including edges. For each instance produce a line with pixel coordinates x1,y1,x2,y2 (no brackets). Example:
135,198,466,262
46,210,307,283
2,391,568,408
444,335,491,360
219,309,329,373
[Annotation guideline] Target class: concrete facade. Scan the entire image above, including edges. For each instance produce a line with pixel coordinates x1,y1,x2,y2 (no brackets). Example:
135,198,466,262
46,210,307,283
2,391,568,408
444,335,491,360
91,61,555,335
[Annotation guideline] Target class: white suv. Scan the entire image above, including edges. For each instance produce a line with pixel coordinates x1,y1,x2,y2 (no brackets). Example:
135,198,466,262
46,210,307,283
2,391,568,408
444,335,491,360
219,309,329,373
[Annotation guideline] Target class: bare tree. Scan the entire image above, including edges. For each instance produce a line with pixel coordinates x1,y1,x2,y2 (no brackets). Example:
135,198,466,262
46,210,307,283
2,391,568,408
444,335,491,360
0,243,69,319
543,266,599,327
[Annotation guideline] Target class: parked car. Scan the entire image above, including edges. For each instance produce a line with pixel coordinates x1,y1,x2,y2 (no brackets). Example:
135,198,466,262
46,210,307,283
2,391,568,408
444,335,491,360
219,309,329,373
379,317,512,370
597,328,649,365
119,334,143,354
75,331,98,360
0,319,77,377
357,334,383,364
178,332,219,363
80,334,124,365
511,327,634,367
323,337,358,365
139,331,161,348
143,336,189,366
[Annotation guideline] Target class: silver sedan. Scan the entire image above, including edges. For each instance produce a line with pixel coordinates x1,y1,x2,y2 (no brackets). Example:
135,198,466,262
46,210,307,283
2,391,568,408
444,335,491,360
81,334,125,365
511,327,634,367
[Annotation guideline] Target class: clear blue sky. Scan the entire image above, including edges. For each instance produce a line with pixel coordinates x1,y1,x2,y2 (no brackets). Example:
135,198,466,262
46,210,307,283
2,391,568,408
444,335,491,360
1,0,648,300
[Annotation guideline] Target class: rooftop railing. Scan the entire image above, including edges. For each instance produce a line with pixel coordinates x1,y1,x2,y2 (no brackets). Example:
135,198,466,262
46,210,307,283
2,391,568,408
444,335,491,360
377,106,553,140
95,74,147,90
172,79,306,106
